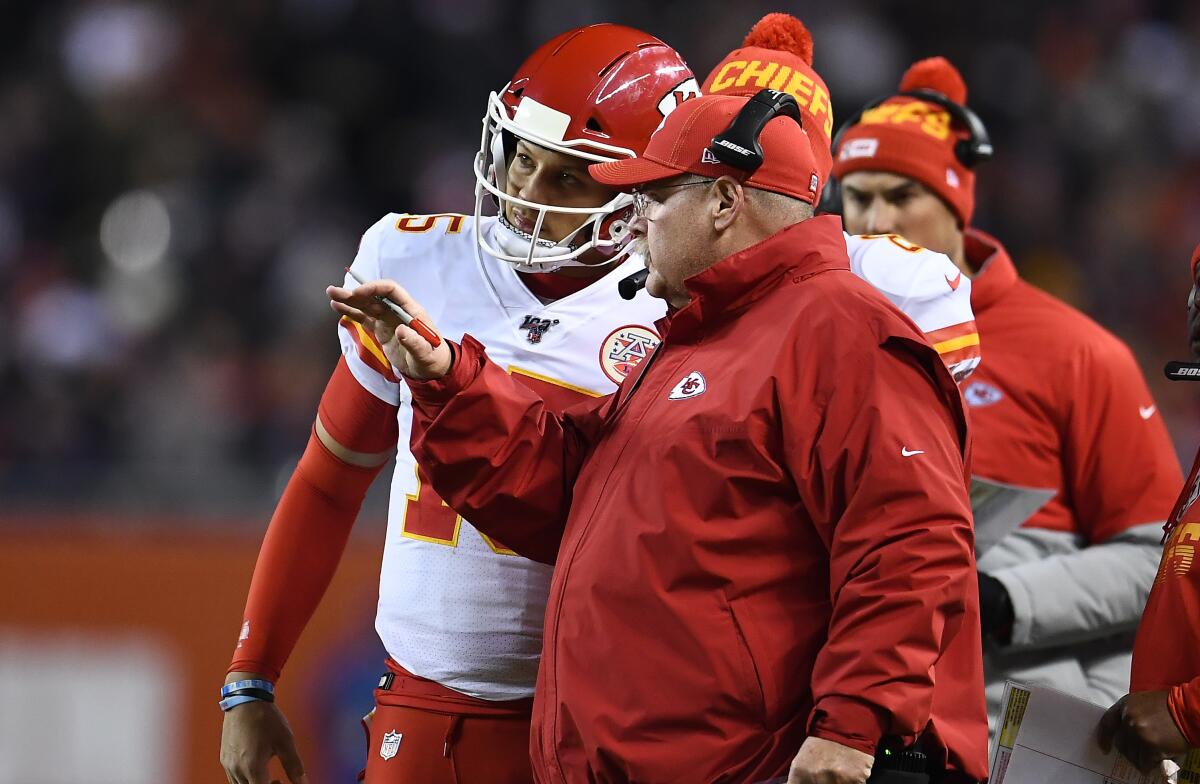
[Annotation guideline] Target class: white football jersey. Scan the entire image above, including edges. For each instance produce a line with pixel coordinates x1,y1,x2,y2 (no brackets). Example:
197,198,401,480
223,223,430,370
339,213,664,700
338,215,980,701
844,232,980,382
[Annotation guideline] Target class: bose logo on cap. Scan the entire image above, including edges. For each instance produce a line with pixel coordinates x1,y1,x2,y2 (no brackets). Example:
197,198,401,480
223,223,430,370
713,138,754,157
839,138,879,161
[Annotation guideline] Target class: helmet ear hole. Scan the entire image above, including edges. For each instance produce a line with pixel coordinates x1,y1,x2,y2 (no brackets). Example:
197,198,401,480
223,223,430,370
500,130,518,164
586,117,605,133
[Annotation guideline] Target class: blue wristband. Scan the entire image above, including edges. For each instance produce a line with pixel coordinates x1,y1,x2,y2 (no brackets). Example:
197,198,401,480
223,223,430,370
219,694,268,712
221,679,274,698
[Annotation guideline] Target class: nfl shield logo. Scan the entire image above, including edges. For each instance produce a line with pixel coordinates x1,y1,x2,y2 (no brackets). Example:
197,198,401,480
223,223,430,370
380,730,402,760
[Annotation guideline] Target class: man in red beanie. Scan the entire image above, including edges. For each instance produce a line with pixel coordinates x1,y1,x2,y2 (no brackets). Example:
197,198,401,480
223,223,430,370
329,93,989,783
703,13,981,382
831,56,1182,734
1097,244,1200,773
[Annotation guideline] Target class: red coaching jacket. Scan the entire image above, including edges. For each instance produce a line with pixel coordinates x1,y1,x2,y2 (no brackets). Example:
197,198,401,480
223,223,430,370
407,216,989,783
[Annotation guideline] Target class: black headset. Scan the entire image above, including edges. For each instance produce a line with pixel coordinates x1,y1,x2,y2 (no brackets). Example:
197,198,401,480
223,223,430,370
818,88,993,216
708,88,805,172
619,89,805,299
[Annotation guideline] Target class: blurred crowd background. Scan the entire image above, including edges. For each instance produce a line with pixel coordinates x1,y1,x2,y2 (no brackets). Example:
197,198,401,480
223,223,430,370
4,0,1200,781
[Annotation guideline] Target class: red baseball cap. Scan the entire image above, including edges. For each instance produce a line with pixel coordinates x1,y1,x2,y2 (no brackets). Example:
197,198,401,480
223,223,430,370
588,94,820,204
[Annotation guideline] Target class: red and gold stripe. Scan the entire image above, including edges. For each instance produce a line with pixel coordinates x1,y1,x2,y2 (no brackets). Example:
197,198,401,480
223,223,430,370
340,316,400,383
925,320,980,355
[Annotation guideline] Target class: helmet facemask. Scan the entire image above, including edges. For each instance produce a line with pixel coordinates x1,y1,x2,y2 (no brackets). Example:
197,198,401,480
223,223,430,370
474,91,637,274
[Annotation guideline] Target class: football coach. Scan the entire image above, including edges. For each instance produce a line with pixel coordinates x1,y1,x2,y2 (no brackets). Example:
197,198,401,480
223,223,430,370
328,92,989,784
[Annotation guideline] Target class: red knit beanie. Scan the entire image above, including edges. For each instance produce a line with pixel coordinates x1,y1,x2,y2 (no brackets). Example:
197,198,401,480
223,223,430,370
702,14,834,194
831,56,977,225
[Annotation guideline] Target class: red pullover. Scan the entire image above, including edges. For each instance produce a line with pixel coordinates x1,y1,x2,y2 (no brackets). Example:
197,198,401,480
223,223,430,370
407,216,989,783
1131,448,1200,744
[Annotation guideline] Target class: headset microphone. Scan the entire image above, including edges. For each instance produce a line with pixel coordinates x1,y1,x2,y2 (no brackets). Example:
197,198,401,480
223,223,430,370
618,268,649,300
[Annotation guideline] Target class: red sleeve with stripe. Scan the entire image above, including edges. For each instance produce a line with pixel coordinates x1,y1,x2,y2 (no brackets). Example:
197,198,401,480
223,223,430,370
1169,678,1200,746
228,358,398,680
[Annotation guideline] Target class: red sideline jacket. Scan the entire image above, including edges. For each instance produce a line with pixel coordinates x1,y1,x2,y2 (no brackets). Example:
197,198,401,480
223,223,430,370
407,216,990,783
1131,447,1200,745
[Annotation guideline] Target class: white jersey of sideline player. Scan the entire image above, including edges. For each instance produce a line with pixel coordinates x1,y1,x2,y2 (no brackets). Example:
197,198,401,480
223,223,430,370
339,214,980,701
844,231,980,382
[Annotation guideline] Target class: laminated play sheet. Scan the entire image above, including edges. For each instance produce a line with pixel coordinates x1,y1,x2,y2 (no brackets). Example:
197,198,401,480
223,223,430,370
989,681,1199,784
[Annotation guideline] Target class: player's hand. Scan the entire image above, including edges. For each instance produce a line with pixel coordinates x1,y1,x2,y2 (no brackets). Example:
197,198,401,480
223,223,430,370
787,736,874,784
1098,691,1190,773
220,697,309,784
327,279,452,380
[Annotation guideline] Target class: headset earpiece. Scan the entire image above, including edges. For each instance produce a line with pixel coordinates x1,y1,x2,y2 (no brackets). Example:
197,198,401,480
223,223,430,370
822,88,993,216
708,89,804,173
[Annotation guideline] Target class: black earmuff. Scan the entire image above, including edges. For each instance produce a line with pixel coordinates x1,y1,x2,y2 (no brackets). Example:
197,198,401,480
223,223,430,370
620,89,806,300
708,89,804,173
819,88,993,216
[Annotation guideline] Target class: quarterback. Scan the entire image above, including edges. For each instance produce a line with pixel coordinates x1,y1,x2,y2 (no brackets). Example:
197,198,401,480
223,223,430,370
220,24,701,784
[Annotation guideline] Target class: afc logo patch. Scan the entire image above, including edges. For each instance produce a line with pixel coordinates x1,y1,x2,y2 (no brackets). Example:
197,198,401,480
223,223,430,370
380,730,403,760
519,315,560,344
599,325,660,383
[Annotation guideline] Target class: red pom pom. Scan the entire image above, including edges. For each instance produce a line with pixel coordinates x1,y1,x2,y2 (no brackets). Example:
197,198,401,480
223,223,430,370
899,56,967,104
742,13,813,66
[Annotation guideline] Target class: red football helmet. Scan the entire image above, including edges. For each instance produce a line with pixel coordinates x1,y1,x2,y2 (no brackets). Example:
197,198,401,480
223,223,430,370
474,24,699,272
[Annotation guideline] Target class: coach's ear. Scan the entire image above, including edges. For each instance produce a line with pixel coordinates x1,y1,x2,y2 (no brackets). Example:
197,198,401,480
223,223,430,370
712,176,745,233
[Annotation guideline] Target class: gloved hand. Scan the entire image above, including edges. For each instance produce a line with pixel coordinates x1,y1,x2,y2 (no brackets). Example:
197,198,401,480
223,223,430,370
978,571,1014,643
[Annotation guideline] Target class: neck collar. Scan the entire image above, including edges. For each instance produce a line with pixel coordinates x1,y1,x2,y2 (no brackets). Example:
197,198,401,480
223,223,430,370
965,228,1018,312
669,215,849,333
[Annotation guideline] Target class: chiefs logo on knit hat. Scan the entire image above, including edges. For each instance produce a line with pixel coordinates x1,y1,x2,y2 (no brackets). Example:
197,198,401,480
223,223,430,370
702,14,834,194
831,57,980,226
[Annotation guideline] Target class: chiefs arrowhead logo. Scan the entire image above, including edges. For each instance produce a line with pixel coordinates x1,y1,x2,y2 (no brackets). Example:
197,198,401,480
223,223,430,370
668,371,706,400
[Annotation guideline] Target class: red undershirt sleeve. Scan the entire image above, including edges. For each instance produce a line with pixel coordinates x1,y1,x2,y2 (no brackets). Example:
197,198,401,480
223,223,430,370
1169,677,1200,747
228,358,398,680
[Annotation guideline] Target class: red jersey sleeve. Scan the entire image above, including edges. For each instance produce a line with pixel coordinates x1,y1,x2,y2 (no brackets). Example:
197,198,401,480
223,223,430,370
1169,678,1200,746
1131,449,1200,734
229,358,396,679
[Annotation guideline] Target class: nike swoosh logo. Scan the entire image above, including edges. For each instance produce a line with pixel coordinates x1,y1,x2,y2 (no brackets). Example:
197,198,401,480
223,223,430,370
1140,405,1157,420
901,447,925,457
946,271,963,291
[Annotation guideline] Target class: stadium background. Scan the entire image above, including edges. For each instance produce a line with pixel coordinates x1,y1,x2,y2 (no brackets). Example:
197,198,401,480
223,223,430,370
3,0,1200,781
